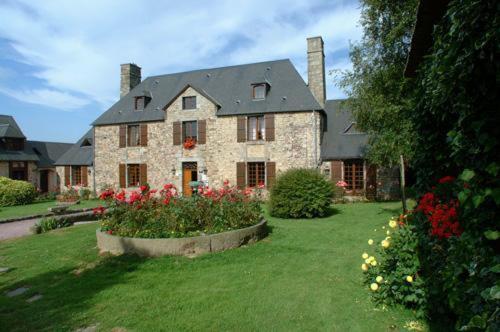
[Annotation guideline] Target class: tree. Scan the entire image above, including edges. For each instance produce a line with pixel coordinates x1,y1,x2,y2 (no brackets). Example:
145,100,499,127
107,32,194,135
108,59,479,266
336,0,418,167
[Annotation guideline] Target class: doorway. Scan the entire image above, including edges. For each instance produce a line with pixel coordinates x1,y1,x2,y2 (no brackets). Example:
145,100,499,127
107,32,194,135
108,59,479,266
40,170,49,192
182,162,198,196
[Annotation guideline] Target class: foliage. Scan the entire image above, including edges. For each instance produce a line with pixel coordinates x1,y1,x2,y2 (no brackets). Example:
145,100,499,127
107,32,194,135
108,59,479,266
268,168,334,218
361,214,426,317
408,0,499,330
78,187,92,200
34,192,58,203
336,0,418,166
0,176,37,207
98,181,262,238
33,216,73,234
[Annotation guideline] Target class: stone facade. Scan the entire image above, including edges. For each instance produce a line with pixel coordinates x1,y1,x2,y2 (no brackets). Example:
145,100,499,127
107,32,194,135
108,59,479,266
0,161,60,192
55,165,95,192
307,36,326,108
94,87,321,193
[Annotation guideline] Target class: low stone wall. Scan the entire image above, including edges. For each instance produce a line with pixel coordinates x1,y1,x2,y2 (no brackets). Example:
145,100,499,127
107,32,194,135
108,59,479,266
96,219,267,257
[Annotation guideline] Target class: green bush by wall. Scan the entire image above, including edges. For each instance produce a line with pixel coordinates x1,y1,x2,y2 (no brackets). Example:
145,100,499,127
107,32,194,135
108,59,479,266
0,176,37,207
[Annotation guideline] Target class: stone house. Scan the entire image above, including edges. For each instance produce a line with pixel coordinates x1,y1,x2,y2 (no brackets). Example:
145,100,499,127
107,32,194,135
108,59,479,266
0,115,72,192
55,128,95,191
59,36,398,199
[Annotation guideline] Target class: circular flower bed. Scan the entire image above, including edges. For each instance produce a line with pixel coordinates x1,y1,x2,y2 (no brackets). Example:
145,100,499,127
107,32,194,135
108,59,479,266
94,181,266,256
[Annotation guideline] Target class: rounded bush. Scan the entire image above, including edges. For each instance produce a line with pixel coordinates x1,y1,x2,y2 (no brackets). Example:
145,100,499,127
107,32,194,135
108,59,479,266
269,168,334,218
0,176,37,207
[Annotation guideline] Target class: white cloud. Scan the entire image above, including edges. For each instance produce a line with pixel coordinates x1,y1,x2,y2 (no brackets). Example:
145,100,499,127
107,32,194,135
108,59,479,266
0,87,89,110
0,0,361,109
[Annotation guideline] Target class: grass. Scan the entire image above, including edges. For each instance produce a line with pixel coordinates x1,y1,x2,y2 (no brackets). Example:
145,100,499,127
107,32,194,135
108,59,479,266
0,200,101,221
0,202,426,331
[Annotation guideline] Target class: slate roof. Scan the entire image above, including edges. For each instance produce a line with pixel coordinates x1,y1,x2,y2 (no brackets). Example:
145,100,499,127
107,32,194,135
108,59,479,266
92,59,322,126
321,99,368,160
55,128,94,166
0,141,72,167
0,115,26,139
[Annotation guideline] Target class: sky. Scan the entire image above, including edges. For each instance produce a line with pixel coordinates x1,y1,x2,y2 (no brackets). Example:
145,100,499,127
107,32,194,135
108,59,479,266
0,0,362,143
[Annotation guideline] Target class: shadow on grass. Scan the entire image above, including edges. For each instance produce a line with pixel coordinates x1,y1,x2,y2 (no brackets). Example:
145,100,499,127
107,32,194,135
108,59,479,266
265,206,341,221
0,254,146,331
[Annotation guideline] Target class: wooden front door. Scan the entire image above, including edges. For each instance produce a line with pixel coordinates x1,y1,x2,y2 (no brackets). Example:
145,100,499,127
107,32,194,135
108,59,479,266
182,162,198,196
40,170,49,192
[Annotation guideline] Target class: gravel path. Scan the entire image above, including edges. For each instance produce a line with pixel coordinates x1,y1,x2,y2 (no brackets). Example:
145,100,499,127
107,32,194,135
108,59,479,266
0,218,39,241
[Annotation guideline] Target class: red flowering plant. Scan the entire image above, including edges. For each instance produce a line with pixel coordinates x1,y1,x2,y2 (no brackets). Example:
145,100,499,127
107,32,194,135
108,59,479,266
183,137,196,150
97,180,262,238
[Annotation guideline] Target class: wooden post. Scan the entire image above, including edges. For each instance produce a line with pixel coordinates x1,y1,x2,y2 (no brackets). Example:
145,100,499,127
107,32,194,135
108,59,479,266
400,154,407,214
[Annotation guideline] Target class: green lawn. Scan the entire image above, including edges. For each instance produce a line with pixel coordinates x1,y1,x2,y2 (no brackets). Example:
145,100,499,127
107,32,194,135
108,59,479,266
0,202,425,331
0,200,101,221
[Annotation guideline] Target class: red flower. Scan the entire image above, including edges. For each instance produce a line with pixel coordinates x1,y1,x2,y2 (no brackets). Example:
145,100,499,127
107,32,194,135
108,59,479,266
99,189,115,200
438,176,455,184
183,137,196,150
93,206,105,215
140,185,148,192
107,230,113,235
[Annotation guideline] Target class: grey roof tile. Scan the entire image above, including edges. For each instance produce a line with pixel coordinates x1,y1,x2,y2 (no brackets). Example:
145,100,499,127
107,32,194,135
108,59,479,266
0,115,26,139
54,128,93,166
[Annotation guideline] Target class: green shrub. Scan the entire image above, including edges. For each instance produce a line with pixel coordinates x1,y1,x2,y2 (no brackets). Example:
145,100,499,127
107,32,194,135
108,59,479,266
33,217,72,234
78,187,92,200
99,183,263,238
0,177,37,207
269,168,333,218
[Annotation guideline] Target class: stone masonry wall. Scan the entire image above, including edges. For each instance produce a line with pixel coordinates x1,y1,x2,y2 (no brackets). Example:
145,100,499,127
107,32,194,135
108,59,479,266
94,87,320,193
56,165,95,193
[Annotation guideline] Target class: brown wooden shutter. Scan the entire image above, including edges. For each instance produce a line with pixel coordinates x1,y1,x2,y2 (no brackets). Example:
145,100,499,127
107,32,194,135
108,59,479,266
331,161,342,183
119,125,126,148
140,124,148,146
140,164,147,185
237,117,246,142
64,166,70,186
173,121,181,145
236,162,246,189
265,114,275,141
198,120,206,144
119,164,126,188
266,162,276,188
366,164,377,200
81,166,88,187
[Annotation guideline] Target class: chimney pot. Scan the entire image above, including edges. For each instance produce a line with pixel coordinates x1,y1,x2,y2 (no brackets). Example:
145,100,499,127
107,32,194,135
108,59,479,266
120,63,141,98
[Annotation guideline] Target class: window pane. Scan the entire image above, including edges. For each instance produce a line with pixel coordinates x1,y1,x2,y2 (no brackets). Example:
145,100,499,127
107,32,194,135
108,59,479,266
253,85,266,99
258,116,265,140
182,96,196,109
247,162,265,187
343,160,364,191
127,164,140,187
72,166,82,186
248,117,257,140
182,121,197,141
128,125,140,146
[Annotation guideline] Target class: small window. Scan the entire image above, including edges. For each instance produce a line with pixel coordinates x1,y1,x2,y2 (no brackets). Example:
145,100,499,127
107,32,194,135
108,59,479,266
134,96,151,110
182,96,197,110
252,84,267,99
247,115,265,141
81,138,92,147
182,121,197,142
10,161,27,181
247,162,265,187
127,125,140,147
127,164,141,187
71,166,82,186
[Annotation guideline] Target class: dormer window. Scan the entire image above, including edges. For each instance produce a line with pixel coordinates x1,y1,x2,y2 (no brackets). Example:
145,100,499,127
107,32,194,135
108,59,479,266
252,83,268,100
134,96,151,110
81,138,92,147
182,96,197,110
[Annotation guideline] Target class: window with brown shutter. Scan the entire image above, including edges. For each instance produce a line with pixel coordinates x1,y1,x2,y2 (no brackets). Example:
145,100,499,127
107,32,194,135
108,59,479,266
64,165,70,186
265,114,274,141
127,164,140,187
236,162,246,189
140,164,147,185
127,125,140,147
198,120,206,144
182,121,197,142
140,124,148,146
173,121,181,145
266,162,276,188
247,162,265,187
247,115,265,141
71,166,82,185
119,164,126,188
119,125,126,148
81,166,88,187
237,117,246,142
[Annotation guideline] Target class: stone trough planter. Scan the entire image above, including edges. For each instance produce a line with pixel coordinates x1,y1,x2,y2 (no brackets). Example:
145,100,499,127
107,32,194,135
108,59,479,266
96,219,267,257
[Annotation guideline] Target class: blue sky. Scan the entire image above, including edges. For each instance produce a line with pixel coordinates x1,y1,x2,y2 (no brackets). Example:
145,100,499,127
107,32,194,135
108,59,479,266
0,0,361,143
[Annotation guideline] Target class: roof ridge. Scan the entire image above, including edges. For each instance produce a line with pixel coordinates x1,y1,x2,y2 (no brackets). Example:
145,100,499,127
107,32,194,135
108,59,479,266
27,140,74,145
146,59,291,80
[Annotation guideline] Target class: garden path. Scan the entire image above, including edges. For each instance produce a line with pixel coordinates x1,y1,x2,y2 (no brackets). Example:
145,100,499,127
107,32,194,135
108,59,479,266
0,218,39,241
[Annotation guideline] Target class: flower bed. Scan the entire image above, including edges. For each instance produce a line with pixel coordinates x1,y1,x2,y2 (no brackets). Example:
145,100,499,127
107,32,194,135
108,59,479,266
95,181,263,239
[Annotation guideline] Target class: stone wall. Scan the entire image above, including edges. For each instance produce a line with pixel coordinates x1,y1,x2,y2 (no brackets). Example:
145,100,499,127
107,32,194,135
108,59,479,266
56,165,95,193
94,87,321,193
0,162,9,177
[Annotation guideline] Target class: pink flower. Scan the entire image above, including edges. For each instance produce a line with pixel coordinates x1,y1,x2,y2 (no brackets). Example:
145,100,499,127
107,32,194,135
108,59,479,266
336,180,348,188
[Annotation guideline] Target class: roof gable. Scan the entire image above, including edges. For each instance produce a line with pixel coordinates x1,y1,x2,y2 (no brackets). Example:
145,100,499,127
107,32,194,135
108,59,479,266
162,84,221,111
0,115,26,139
55,128,94,166
92,59,321,126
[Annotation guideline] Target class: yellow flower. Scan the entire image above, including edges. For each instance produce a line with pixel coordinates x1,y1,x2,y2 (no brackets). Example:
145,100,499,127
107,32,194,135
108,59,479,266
389,220,397,228
382,226,385,229
370,283,379,291
386,230,390,235
361,264,368,271
368,256,375,262
406,275,414,283
365,258,371,264
381,240,390,248
370,260,377,266
368,239,374,245
362,253,369,259
376,276,383,283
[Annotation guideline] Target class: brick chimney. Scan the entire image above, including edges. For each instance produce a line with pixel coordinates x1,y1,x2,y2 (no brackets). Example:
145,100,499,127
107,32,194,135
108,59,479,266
120,63,141,98
307,36,326,108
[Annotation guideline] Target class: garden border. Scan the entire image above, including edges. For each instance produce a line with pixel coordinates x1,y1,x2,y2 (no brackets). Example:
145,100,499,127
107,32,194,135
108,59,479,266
96,219,268,257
